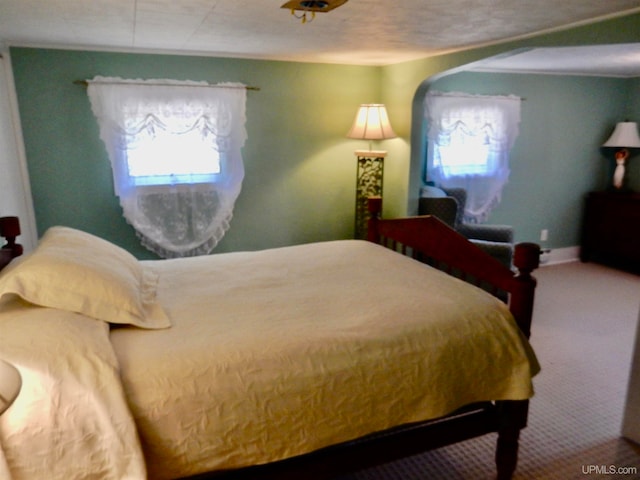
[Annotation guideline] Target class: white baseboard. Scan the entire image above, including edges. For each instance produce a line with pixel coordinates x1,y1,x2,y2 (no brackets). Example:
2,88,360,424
539,246,580,266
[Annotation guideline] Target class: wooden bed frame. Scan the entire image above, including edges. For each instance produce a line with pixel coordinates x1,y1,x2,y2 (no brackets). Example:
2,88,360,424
187,198,540,480
0,205,540,480
0,216,23,270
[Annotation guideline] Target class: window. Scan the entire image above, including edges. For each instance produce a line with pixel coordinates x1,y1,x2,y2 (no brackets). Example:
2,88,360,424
126,127,221,186
432,120,492,176
88,77,247,258
425,92,520,222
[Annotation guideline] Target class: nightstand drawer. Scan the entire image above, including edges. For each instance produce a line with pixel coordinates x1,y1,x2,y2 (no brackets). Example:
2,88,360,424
581,191,640,270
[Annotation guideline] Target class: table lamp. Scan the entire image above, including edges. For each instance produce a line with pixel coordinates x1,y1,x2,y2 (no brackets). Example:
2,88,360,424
602,121,640,190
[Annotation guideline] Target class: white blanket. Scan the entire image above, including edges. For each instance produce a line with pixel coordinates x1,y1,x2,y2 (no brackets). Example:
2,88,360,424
0,240,539,480
112,240,539,479
0,302,146,480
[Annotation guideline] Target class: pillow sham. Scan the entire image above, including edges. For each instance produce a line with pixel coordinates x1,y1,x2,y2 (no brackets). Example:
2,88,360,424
0,226,170,329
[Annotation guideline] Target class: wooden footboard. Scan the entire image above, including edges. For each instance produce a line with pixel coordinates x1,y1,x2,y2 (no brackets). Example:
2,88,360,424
367,196,539,480
367,196,540,338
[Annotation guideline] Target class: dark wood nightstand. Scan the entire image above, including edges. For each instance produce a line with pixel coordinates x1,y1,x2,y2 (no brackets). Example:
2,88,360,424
580,191,640,272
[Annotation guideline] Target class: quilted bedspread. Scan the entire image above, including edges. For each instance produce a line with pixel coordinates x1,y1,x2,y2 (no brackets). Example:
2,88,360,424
110,240,540,479
0,304,146,479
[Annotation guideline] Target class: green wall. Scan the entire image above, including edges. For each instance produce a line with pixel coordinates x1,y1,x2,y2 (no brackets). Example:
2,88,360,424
631,78,640,127
9,12,640,257
10,48,386,258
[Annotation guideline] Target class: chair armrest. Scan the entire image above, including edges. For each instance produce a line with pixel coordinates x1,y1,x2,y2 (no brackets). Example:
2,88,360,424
418,197,458,227
457,223,514,243
469,239,514,269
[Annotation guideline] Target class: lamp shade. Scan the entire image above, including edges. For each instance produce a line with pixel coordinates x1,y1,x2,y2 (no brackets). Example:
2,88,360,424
347,104,397,140
0,359,21,415
602,122,640,148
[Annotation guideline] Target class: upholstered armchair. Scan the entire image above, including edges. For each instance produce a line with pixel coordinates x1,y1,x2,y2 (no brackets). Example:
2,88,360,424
419,186,514,268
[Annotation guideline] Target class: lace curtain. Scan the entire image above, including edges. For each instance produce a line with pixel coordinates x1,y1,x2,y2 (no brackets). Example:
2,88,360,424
424,91,521,223
87,77,247,258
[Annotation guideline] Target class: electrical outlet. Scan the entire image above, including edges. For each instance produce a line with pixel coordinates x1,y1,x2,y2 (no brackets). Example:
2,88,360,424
540,248,551,264
540,229,548,242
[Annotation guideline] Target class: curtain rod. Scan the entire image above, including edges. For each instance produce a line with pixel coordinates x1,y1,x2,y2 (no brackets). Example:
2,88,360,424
427,92,526,101
73,79,260,91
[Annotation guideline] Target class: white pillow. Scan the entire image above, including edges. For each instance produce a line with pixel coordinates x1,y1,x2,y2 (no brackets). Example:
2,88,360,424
0,226,170,329
420,185,447,198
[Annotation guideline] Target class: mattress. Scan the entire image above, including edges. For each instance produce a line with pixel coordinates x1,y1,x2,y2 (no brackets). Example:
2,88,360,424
109,240,539,479
0,237,539,480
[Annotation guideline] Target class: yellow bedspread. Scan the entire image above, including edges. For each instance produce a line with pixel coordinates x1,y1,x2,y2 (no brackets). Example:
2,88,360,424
110,240,540,479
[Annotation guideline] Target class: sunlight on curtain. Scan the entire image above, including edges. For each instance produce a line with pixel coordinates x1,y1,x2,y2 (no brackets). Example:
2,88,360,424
87,77,247,258
425,91,520,223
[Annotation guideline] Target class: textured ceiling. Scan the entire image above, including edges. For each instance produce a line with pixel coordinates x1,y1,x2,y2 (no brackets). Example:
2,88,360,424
0,0,640,70
471,44,640,78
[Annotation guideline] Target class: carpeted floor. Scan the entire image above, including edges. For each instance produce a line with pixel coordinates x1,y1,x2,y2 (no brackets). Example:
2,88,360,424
339,261,640,480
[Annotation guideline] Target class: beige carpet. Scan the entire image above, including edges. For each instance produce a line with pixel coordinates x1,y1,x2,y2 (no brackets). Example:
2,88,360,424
342,261,640,480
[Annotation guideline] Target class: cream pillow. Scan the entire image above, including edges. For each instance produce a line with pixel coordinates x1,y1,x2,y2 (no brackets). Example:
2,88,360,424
0,226,170,329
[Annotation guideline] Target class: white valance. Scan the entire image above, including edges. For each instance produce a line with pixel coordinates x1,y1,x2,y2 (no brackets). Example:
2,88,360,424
87,77,247,258
425,91,521,223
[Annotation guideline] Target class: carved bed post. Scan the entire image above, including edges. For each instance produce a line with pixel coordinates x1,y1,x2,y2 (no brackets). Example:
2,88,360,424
496,242,539,479
0,217,23,256
509,242,540,339
0,216,23,270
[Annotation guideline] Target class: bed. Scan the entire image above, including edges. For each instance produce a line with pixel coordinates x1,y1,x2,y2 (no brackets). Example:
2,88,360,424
0,199,540,480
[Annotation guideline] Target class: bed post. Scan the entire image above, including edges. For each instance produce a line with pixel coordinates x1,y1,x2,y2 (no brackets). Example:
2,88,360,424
509,242,540,339
0,216,23,271
495,400,528,480
496,242,539,480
